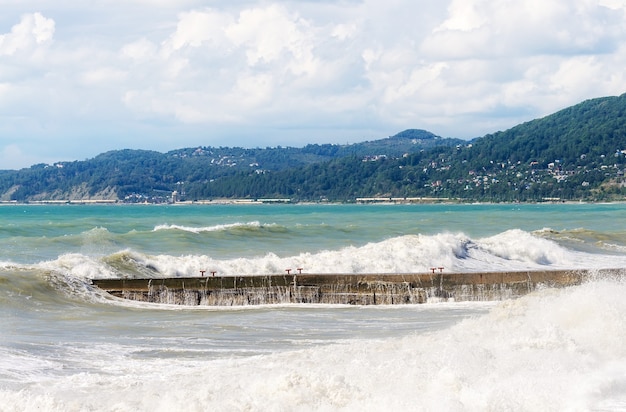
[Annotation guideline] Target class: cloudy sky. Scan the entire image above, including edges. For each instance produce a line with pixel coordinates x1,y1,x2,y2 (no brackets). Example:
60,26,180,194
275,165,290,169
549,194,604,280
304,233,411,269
1,0,626,169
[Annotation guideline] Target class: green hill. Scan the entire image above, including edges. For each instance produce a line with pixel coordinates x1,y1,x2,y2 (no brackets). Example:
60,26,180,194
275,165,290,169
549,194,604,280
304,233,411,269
188,95,626,202
473,95,626,165
0,95,624,203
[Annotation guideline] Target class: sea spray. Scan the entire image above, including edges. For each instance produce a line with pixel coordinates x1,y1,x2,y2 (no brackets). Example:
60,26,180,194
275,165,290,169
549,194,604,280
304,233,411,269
2,280,625,411
43,230,626,281
2,203,626,411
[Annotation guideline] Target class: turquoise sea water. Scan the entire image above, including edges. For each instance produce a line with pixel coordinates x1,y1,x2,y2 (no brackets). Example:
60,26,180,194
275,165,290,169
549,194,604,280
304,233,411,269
1,203,626,410
2,202,626,263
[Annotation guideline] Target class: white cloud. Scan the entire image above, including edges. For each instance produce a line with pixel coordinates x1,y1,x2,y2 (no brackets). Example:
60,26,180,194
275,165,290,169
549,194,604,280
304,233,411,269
225,4,318,76
31,12,54,43
122,38,157,60
118,4,338,125
0,12,54,56
231,73,274,108
424,0,622,58
599,0,626,10
436,0,486,32
1,1,626,169
331,23,357,41
163,9,233,54
81,67,127,85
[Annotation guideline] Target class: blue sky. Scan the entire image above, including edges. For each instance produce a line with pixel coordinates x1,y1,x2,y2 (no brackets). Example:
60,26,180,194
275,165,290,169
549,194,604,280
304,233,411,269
1,0,626,169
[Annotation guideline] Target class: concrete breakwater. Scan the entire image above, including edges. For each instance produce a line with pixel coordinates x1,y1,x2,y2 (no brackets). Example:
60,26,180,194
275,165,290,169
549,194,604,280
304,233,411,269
91,269,624,306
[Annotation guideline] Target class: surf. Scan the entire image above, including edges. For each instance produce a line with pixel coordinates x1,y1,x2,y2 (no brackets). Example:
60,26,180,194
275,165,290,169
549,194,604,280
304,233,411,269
2,278,625,411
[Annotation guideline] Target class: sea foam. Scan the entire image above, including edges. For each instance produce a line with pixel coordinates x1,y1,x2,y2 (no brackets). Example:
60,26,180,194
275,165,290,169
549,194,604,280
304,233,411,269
3,279,625,411
153,221,266,233
42,229,626,280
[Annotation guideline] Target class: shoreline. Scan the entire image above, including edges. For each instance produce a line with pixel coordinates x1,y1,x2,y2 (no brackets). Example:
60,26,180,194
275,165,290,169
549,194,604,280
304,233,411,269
1,199,625,206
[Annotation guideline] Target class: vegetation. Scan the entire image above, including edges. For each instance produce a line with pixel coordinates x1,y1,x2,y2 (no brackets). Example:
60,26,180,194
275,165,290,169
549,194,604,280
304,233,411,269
1,95,625,203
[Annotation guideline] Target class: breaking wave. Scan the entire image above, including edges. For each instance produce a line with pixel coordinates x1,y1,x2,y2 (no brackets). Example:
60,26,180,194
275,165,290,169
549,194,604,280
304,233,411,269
153,221,271,234
6,229,623,282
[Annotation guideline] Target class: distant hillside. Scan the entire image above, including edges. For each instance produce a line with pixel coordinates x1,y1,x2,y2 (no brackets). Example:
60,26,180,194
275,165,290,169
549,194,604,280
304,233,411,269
188,95,626,202
0,95,624,203
333,129,464,158
166,129,461,168
472,95,626,165
0,129,461,202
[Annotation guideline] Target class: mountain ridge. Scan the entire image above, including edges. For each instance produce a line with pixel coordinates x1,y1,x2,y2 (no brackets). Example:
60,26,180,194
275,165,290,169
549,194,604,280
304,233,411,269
1,94,625,202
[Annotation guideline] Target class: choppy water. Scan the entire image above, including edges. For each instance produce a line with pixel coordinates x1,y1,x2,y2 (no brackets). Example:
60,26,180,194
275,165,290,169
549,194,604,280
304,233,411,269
2,203,626,411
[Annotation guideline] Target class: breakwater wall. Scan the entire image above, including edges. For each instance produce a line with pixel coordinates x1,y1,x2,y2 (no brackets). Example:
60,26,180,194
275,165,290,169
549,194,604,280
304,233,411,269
91,269,624,306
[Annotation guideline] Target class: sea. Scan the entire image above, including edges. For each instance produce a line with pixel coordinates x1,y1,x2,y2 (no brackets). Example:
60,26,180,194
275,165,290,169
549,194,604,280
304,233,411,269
2,202,626,411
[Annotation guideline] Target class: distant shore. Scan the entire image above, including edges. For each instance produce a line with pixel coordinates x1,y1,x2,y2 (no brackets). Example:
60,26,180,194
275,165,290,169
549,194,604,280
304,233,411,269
1,198,623,205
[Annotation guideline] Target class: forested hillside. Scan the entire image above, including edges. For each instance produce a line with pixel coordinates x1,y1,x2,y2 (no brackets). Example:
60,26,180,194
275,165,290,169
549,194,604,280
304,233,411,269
0,129,459,202
0,95,625,203
185,95,626,202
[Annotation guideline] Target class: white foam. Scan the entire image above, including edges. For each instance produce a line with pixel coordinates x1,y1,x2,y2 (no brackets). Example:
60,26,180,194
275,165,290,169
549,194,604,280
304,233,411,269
3,279,626,411
36,229,626,280
42,253,119,280
153,221,265,233
477,229,570,265
132,230,626,276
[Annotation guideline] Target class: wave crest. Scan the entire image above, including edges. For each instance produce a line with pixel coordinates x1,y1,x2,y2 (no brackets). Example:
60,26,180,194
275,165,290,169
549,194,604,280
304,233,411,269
9,229,626,282
152,221,284,234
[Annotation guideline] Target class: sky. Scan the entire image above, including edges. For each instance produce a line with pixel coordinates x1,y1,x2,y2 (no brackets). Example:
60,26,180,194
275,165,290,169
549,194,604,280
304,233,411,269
1,1,626,170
